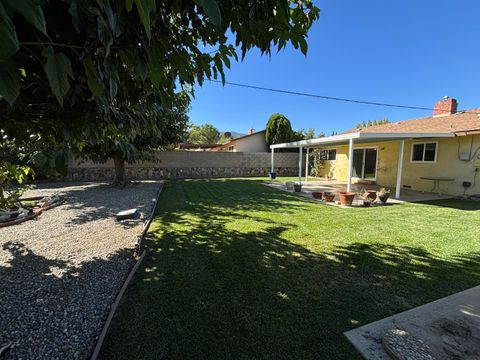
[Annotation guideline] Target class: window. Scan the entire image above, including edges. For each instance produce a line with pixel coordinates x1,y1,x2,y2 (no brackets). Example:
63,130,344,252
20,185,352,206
411,142,437,163
228,146,234,152
320,149,337,160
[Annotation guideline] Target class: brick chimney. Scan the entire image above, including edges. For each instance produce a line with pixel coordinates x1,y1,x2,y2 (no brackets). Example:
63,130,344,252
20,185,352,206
248,128,256,135
433,96,457,116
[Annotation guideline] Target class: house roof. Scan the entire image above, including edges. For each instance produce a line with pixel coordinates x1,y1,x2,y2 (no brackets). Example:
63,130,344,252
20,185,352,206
271,108,480,149
219,130,266,147
342,109,480,136
229,129,266,142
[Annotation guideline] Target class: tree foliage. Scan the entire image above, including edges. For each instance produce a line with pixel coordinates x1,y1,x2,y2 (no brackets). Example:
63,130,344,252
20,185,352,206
1,0,320,110
265,113,294,146
356,119,391,129
292,127,316,141
0,0,320,184
187,124,221,144
218,133,233,144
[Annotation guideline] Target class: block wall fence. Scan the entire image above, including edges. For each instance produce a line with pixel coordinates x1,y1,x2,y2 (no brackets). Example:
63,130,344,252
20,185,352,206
67,151,303,181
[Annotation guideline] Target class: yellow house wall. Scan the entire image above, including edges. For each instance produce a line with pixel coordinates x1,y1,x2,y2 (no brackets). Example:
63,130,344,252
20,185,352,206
315,135,480,196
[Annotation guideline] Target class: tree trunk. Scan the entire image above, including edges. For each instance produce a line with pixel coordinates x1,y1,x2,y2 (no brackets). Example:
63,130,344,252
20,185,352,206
112,153,127,187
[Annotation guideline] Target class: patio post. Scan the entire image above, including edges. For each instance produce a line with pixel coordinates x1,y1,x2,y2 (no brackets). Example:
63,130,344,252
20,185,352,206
305,147,309,182
270,148,274,173
395,140,405,198
347,138,354,192
298,146,303,185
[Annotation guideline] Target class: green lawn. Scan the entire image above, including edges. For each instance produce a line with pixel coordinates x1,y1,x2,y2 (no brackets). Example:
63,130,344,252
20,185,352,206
100,178,480,359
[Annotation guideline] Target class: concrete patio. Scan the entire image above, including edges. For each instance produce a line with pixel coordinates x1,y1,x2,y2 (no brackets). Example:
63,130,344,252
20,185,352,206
266,179,454,205
344,285,480,359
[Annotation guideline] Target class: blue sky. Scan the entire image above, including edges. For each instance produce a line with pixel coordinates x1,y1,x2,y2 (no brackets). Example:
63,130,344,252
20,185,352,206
189,1,480,135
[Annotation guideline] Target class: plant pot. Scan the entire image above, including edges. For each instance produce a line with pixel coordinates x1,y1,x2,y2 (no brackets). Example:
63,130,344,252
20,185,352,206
339,191,356,206
363,190,377,201
378,195,390,204
268,171,277,180
323,192,335,202
312,191,323,199
293,183,302,192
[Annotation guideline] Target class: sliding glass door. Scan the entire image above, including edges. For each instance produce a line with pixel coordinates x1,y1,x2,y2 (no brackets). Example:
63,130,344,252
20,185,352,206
352,148,377,180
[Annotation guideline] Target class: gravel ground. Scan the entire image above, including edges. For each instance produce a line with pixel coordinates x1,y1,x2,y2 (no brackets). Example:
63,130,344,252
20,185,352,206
0,181,162,360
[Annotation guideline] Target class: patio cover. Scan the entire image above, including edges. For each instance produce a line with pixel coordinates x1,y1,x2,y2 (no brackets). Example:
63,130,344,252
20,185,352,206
269,131,455,198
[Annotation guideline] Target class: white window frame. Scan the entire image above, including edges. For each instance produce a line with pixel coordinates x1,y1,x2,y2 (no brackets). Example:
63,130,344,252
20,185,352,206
228,145,234,152
410,141,438,163
320,148,337,161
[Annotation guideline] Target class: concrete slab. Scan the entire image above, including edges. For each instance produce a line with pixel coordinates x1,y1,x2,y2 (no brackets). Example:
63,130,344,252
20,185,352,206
265,179,454,205
344,285,480,360
115,208,138,220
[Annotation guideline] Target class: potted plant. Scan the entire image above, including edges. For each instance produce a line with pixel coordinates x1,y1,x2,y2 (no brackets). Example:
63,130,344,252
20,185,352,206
378,188,391,204
339,191,356,206
268,171,277,180
357,188,371,207
363,189,377,202
323,192,335,202
293,183,302,192
312,191,323,199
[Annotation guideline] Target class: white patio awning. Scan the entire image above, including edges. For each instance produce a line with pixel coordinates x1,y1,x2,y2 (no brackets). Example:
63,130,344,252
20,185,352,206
269,131,455,149
269,131,456,199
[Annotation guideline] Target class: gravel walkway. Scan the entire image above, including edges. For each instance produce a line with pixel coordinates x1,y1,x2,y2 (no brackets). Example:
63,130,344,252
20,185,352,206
0,181,162,360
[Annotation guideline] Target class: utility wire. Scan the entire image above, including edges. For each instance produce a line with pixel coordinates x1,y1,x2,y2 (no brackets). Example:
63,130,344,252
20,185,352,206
209,79,480,115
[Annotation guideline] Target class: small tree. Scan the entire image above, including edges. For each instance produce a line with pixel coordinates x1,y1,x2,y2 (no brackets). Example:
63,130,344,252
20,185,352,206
265,113,293,146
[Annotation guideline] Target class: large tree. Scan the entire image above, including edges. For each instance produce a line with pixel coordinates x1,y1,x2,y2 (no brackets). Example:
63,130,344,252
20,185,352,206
187,124,221,144
0,0,320,183
80,92,190,186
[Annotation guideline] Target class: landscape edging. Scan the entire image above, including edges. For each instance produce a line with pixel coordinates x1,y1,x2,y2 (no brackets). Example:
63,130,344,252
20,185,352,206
89,180,164,360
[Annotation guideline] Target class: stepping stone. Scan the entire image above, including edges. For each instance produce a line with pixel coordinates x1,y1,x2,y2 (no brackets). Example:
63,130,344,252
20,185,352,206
382,329,435,360
116,208,138,220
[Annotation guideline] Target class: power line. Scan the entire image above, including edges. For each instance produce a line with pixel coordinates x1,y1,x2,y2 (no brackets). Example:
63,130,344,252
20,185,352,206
209,79,433,111
209,79,480,115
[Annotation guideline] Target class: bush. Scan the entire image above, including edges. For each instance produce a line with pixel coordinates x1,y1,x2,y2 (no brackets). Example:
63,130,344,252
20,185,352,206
0,131,35,209
0,162,32,210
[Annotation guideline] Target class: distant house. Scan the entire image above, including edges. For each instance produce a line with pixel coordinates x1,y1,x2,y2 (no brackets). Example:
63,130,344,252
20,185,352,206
211,129,268,152
271,97,480,197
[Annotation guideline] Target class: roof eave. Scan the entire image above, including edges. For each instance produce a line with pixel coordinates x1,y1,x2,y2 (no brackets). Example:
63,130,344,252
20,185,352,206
270,132,455,149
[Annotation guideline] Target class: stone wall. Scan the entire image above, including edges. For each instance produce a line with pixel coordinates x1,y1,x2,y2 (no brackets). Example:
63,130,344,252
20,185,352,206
67,151,302,181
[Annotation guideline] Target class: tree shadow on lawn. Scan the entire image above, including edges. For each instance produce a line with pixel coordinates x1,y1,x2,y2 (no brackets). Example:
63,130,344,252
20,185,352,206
100,180,480,360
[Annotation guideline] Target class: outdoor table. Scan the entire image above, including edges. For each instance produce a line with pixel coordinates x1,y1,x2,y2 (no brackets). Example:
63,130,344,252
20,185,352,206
420,177,455,192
